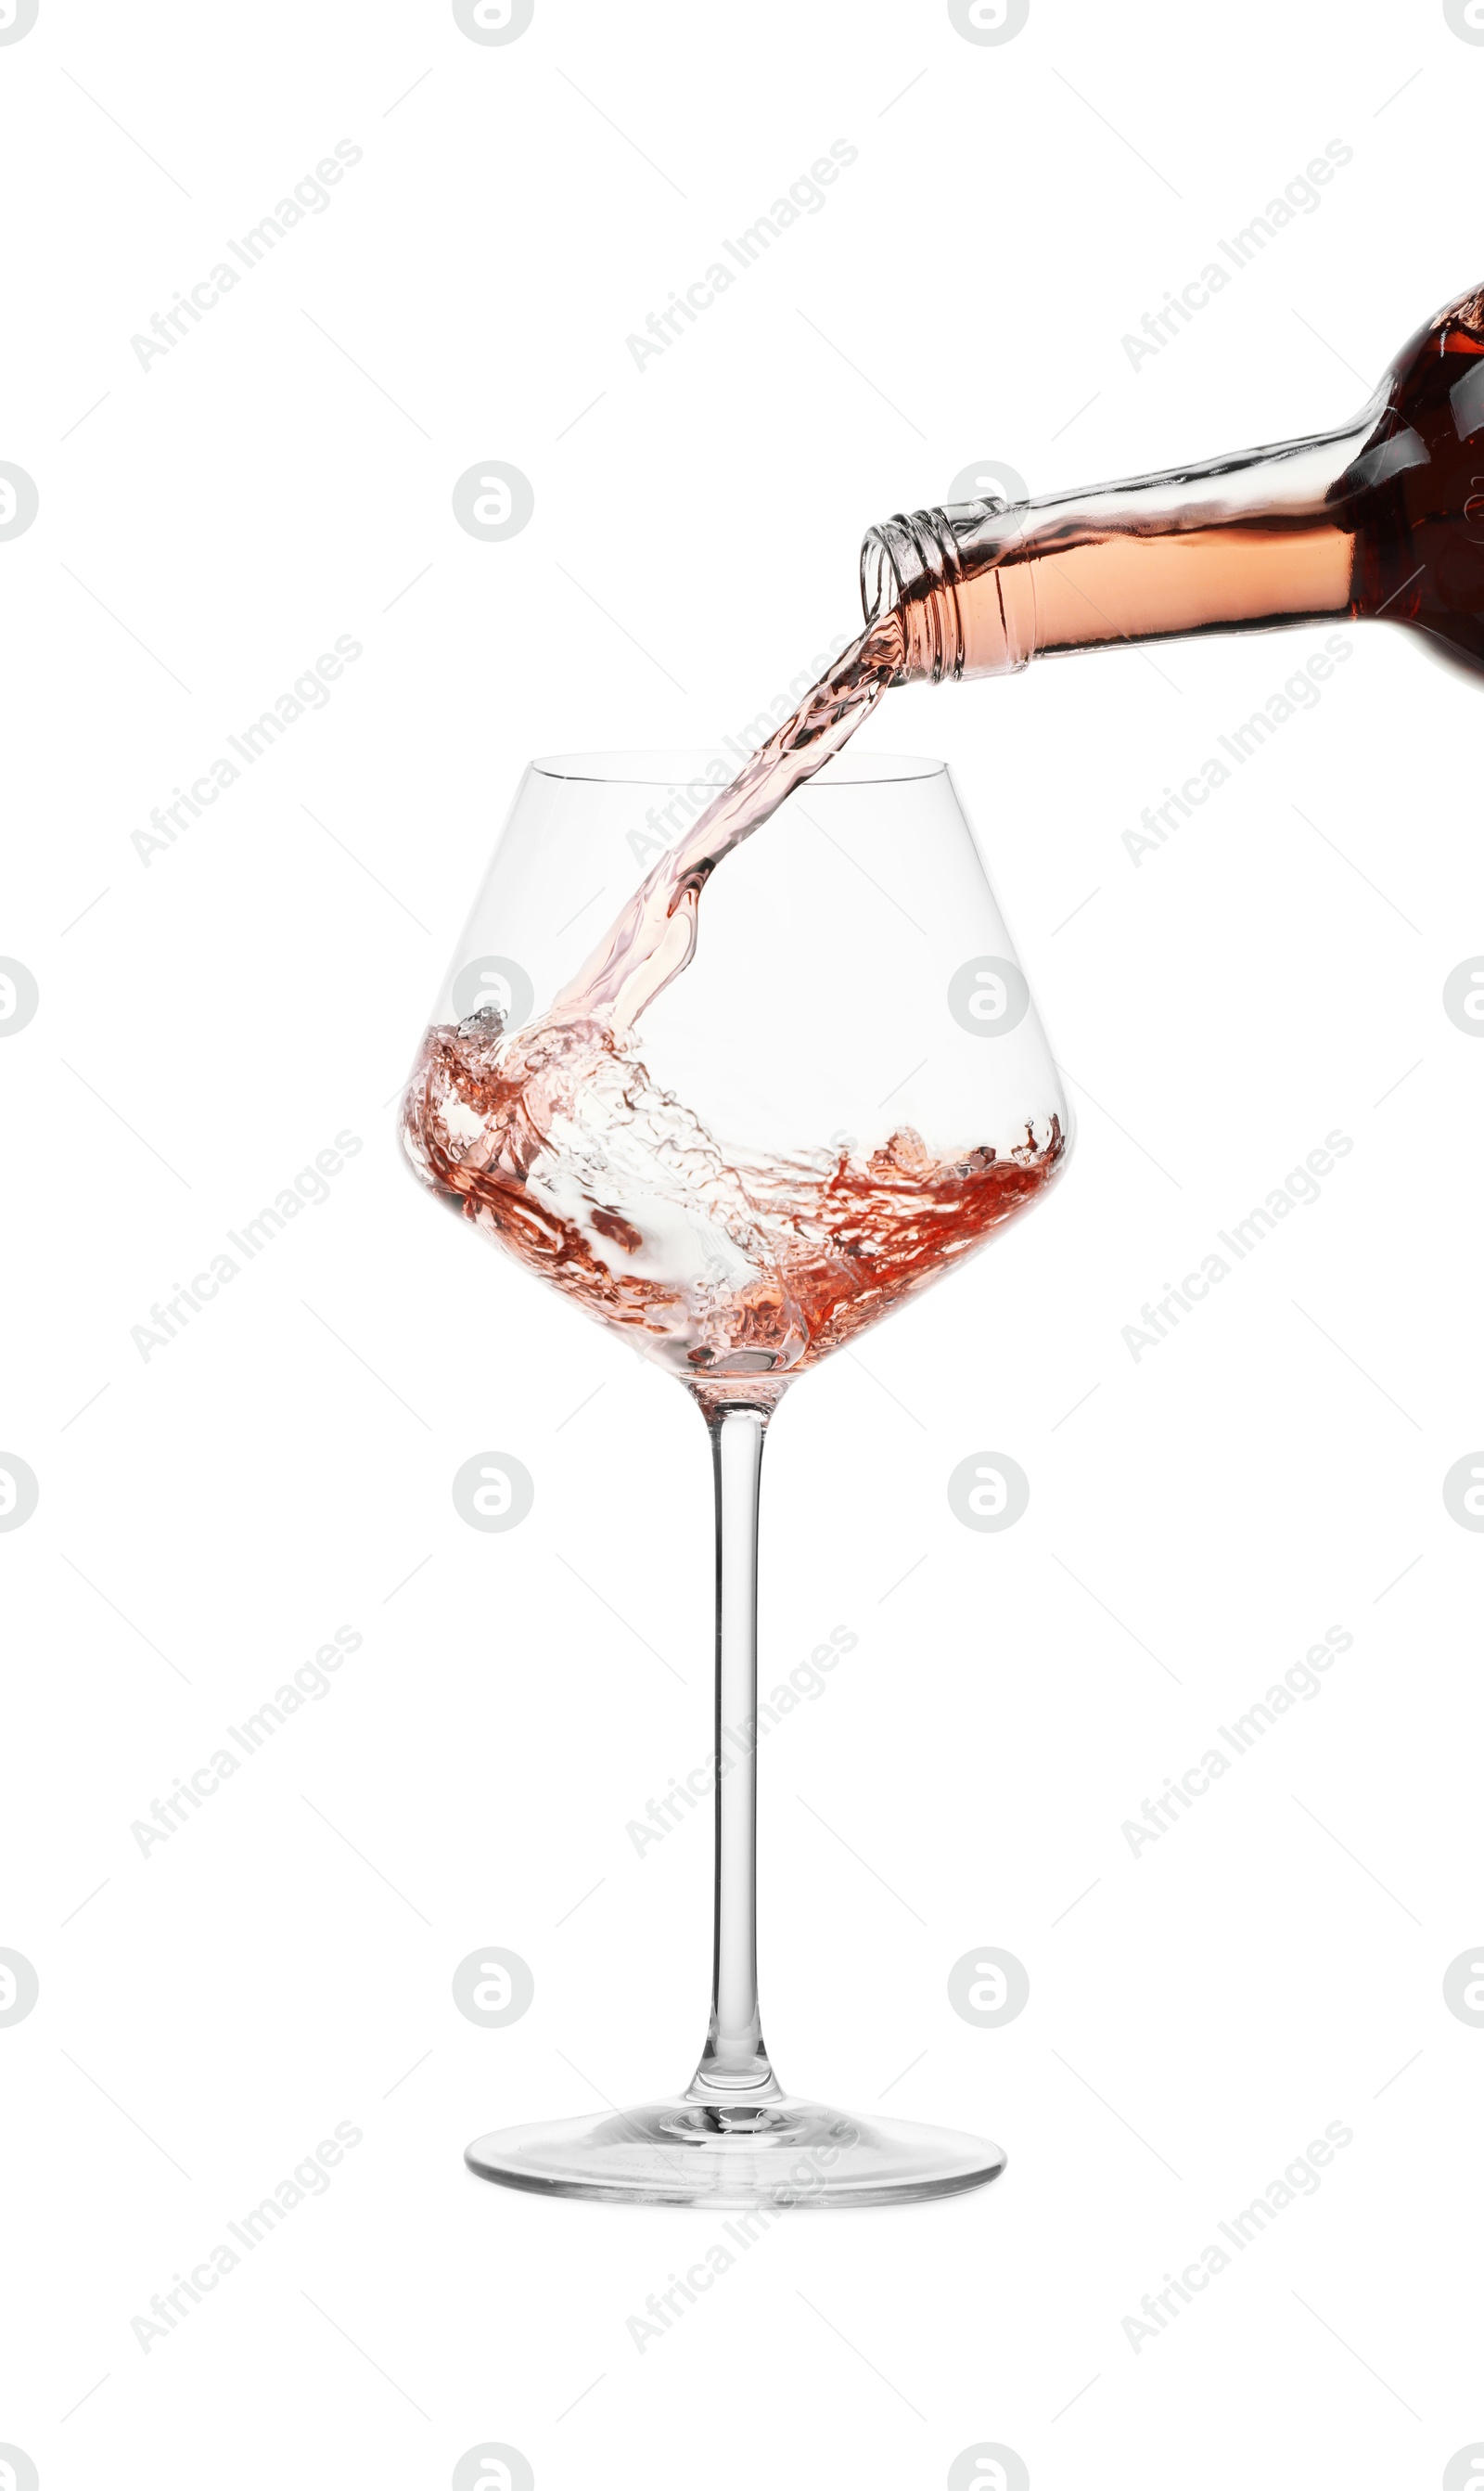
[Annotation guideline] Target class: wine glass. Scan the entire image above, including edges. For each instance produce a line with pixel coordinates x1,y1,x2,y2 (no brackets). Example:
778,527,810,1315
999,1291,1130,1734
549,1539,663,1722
401,747,1070,2206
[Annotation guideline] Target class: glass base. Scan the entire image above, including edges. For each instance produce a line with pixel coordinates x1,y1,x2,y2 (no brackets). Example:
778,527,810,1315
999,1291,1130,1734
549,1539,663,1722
464,2092,1006,2208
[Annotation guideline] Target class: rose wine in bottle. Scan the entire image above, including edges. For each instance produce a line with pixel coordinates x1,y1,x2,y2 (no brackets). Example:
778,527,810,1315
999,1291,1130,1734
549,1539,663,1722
861,282,1484,687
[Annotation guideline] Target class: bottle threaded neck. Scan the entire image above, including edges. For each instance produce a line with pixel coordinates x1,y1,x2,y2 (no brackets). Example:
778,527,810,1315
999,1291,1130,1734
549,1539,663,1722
860,498,1031,684
860,506,966,682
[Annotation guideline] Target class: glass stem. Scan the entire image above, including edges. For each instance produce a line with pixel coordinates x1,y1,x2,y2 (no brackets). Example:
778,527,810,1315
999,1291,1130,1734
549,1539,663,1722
687,1400,782,2103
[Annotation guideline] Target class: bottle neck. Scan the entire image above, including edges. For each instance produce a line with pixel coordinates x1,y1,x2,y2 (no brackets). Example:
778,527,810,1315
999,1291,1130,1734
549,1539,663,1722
862,406,1379,685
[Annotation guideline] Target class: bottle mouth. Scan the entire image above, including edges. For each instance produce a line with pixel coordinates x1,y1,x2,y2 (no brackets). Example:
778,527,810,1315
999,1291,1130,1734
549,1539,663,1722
859,522,908,632
861,496,1033,685
859,499,1010,683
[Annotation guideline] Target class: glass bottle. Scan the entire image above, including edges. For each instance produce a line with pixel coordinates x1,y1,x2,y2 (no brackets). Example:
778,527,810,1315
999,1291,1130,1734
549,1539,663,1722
862,283,1484,687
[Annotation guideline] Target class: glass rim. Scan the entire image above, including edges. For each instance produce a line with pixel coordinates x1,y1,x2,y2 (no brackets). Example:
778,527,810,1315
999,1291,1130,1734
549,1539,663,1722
529,748,948,788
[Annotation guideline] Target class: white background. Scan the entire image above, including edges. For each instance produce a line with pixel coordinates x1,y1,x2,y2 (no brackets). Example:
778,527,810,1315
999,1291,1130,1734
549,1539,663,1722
3,0,1482,2484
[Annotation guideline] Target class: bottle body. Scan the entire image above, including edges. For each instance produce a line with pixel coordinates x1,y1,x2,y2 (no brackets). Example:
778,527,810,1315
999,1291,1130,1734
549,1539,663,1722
862,284,1484,687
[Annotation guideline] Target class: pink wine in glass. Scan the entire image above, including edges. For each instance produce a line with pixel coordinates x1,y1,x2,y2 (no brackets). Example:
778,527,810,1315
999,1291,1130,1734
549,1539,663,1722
403,611,1066,1394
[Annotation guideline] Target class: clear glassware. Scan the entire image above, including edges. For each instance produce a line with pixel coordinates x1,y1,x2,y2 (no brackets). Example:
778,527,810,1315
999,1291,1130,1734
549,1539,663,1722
401,748,1071,2206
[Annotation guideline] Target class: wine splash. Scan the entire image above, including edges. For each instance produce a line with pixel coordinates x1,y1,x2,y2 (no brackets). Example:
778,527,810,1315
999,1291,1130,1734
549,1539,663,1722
400,609,1065,1393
